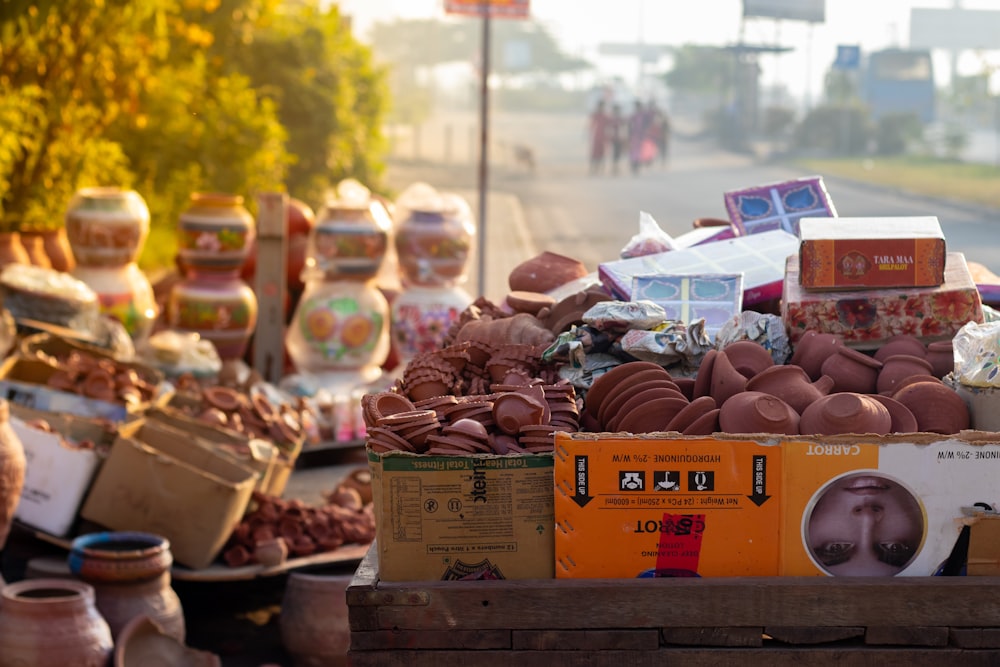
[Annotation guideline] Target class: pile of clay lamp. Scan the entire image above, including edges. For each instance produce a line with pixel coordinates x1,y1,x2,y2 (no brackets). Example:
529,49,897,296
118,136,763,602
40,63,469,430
364,342,580,456
43,350,160,406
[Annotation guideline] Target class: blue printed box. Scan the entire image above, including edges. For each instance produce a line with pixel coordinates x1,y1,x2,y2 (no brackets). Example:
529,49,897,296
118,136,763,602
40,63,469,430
724,176,838,237
631,273,743,340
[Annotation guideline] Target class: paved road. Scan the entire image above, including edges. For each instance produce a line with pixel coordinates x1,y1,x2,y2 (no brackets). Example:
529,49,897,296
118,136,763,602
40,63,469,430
387,109,1000,302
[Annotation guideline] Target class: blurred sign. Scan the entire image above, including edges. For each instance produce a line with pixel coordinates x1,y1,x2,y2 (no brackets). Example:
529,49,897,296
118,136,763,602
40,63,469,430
833,45,860,70
445,0,530,19
911,8,1000,51
743,0,824,23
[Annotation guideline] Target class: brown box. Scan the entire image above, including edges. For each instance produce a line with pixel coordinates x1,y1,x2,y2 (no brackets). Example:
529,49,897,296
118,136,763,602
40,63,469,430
80,418,259,569
967,514,1000,576
798,216,946,289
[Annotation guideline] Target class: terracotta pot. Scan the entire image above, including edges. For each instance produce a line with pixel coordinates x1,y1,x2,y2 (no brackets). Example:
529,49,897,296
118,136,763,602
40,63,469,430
0,578,113,667
720,340,774,379
719,391,799,435
799,392,892,436
893,381,971,434
41,227,76,272
20,232,52,268
114,615,220,667
868,394,919,434
873,334,927,363
508,251,588,294
0,231,30,267
925,340,955,379
692,349,718,400
876,354,935,395
821,347,883,394
68,531,185,642
790,331,844,380
709,349,748,407
0,398,27,558
745,365,835,415
280,572,353,667
65,187,150,268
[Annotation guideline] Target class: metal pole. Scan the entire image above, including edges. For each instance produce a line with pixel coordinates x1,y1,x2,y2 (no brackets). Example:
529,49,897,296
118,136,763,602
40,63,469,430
475,6,491,299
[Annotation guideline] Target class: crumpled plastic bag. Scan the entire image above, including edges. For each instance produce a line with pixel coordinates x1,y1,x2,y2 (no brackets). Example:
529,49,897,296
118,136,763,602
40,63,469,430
714,311,791,365
582,300,667,333
619,319,713,368
952,320,1000,387
620,211,678,259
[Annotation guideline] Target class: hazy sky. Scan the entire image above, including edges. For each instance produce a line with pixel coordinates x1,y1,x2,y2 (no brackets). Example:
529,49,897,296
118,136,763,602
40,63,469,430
337,0,1000,100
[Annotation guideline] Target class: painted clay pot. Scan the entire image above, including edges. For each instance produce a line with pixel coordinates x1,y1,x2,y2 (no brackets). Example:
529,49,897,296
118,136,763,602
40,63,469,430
391,285,473,366
0,578,113,667
925,340,955,379
799,392,892,436
0,397,26,562
876,354,935,395
177,192,255,276
873,334,927,363
745,365,835,415
65,187,150,268
719,391,799,435
280,572,353,667
68,531,185,642
893,381,971,434
720,340,774,379
395,193,475,288
790,331,844,380
821,347,883,394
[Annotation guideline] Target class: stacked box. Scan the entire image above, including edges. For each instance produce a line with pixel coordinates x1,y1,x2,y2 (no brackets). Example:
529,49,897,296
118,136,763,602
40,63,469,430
798,216,946,290
724,175,837,237
782,252,984,349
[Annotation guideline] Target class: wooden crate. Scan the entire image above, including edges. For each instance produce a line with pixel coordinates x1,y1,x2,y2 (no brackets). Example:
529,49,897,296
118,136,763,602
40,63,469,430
347,543,1000,666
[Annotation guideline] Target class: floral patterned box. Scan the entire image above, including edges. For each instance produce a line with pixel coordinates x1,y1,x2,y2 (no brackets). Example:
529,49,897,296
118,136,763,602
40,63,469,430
782,252,984,349
724,175,837,237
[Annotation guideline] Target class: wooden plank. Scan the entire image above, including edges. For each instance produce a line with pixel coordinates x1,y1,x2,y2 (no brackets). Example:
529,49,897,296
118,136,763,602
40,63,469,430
352,629,510,650
347,544,381,631
364,576,1000,631
512,629,659,651
766,626,864,644
347,647,1000,667
662,626,763,647
252,192,288,384
950,628,1000,649
865,626,949,646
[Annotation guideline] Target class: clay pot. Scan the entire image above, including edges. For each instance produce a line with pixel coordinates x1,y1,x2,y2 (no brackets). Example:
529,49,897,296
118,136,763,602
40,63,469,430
925,340,955,379
821,347,883,394
67,531,185,642
280,572,353,667
868,394,919,434
799,392,892,436
0,578,113,667
709,350,748,407
0,398,26,560
0,231,30,267
873,334,927,363
876,354,935,395
682,408,720,435
721,340,774,379
745,365,835,415
790,331,844,380
893,381,971,434
114,615,221,667
719,391,799,435
508,251,588,294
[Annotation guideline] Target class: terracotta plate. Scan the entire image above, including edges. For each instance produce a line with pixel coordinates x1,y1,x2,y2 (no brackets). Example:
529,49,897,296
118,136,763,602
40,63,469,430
598,377,678,429
616,396,689,434
665,395,718,433
606,385,688,432
584,361,667,419
681,408,721,436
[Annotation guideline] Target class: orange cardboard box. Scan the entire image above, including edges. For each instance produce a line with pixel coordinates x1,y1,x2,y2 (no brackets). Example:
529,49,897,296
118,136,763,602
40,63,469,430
798,216,946,290
554,433,782,578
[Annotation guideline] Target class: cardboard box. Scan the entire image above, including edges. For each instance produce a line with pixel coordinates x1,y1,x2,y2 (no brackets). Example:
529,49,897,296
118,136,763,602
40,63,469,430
724,175,838,237
782,252,984,349
80,419,259,569
368,449,555,581
9,405,115,537
781,433,1000,577
966,512,1000,576
798,216,946,290
0,357,136,421
598,229,798,307
554,433,782,578
555,431,1000,578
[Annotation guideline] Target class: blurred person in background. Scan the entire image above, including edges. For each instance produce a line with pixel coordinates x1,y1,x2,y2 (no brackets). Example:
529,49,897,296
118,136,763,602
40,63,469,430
588,99,612,175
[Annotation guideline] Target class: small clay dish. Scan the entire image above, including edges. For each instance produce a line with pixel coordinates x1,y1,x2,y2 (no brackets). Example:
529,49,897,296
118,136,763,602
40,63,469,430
443,418,490,441
682,408,721,436
597,373,678,425
606,389,687,432
584,361,667,419
665,395,718,433
615,396,688,434
366,391,416,423
598,379,681,430
719,391,799,435
721,340,774,378
491,433,520,455
492,392,548,435
506,290,557,315
397,422,441,451
203,385,243,412
692,349,718,399
376,409,438,429
893,381,970,434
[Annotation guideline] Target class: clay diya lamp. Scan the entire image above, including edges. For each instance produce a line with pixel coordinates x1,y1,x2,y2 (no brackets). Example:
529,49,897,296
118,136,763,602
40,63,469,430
873,334,927,363
821,347,883,394
790,331,844,380
665,395,717,433
719,391,799,435
721,340,774,379
413,395,459,420
925,340,955,379
868,394,919,434
598,378,680,431
682,408,720,436
492,392,548,435
616,395,689,434
709,350,748,408
506,290,557,316
876,354,935,395
490,433,521,455
692,349,718,399
362,391,416,428
673,377,696,401
583,361,666,421
366,426,416,453
442,400,495,427
512,383,551,422
436,342,473,375
396,421,441,452
745,365,835,415
893,380,971,434
799,392,891,436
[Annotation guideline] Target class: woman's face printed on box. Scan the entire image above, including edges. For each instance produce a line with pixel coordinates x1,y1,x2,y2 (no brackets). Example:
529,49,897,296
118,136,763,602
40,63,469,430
806,472,925,576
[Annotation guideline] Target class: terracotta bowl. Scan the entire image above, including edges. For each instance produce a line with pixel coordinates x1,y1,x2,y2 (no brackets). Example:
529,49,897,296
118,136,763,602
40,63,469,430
584,361,666,420
893,381,971,434
799,392,891,436
745,365,834,415
868,394,919,434
665,395,717,433
790,331,844,380
719,391,799,435
876,354,935,396
821,347,882,394
720,340,774,379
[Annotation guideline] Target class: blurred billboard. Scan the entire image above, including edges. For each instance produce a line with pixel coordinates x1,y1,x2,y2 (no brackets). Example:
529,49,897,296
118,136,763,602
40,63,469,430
743,0,824,23
910,8,1000,51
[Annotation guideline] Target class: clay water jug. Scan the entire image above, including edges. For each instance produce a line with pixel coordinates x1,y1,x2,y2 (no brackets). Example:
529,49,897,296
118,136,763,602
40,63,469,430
745,364,835,415
0,578,113,667
0,397,27,576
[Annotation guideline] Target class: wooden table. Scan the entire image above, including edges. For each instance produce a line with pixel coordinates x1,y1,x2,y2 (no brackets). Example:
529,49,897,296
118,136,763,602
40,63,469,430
347,543,1000,666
